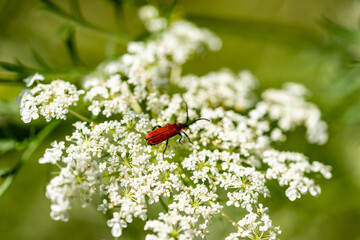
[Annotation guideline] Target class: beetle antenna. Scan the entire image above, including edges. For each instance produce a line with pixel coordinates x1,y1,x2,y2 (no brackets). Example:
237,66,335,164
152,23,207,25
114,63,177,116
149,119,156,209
184,101,189,124
187,118,210,126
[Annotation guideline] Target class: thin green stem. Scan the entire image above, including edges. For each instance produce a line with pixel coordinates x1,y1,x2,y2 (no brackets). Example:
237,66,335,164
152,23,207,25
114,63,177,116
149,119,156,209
176,163,195,188
113,0,126,33
68,109,94,124
220,209,240,229
65,25,84,67
70,0,83,19
0,78,23,84
0,72,21,83
159,196,169,211
31,48,51,70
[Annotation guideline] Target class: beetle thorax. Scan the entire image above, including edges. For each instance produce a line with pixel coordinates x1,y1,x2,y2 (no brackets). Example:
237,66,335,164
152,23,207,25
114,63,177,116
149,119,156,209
176,123,187,130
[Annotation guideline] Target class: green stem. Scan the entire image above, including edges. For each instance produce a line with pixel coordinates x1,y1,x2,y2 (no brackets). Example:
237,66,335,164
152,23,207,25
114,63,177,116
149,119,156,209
0,120,61,198
220,208,239,229
0,72,21,83
176,163,195,188
0,79,23,84
68,109,94,123
113,0,126,33
65,25,84,67
70,0,83,19
159,196,169,211
209,200,240,229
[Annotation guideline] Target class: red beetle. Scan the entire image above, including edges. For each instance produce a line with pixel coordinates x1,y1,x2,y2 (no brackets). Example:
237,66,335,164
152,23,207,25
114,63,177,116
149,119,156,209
145,103,210,156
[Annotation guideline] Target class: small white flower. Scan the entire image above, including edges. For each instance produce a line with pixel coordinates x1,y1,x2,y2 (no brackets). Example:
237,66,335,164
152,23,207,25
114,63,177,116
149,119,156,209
285,187,301,201
39,141,65,164
107,212,127,237
138,5,159,21
270,128,286,142
24,73,44,87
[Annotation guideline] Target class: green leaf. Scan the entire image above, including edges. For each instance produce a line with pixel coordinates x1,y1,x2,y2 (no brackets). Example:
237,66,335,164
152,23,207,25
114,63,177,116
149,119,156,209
41,0,131,43
0,168,10,176
187,14,324,49
0,120,61,199
0,101,19,116
320,17,359,42
63,24,84,67
0,174,15,198
0,139,16,154
15,139,31,151
69,0,83,19
0,62,30,74
31,48,51,70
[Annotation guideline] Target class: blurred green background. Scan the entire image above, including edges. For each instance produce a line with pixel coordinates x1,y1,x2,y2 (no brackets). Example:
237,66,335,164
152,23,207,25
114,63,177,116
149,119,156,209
1,0,360,239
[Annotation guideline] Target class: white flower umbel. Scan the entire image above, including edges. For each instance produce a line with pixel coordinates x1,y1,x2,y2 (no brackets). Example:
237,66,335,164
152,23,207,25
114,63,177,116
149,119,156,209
250,82,328,144
20,80,84,123
262,150,332,201
31,4,331,240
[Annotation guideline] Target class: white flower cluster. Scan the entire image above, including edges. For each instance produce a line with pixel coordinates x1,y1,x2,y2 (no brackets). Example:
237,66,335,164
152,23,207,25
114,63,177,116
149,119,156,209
20,78,84,123
225,204,281,240
182,149,270,212
250,82,328,144
83,74,132,117
180,69,257,111
23,5,332,240
145,185,222,239
138,5,167,32
263,150,331,201
82,18,221,117
39,121,115,221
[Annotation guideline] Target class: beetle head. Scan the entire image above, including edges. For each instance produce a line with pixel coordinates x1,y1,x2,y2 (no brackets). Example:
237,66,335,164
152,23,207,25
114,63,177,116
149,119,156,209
177,123,187,130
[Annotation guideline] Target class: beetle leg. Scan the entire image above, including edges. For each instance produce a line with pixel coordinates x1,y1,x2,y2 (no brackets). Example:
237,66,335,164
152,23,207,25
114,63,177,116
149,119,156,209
181,130,192,144
152,125,162,131
178,132,183,145
163,139,169,159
